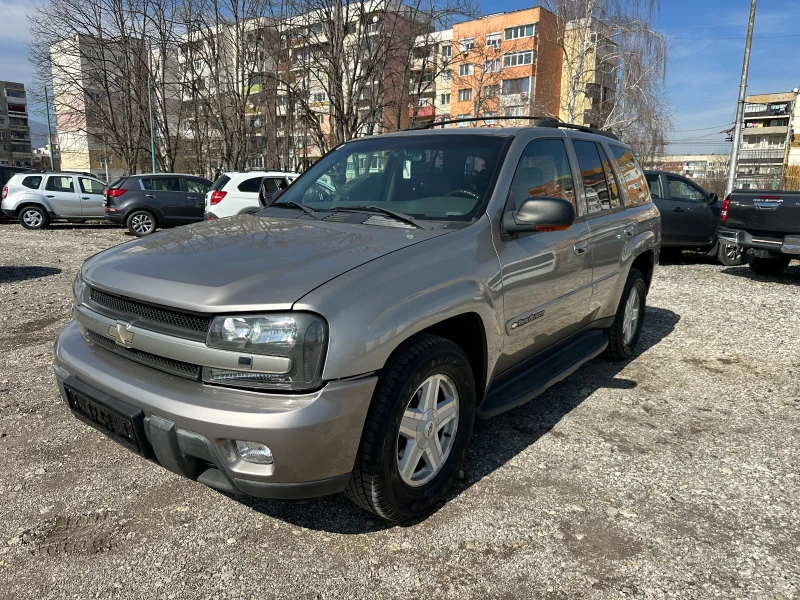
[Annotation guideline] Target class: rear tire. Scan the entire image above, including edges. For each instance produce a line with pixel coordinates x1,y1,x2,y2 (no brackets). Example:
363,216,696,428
18,205,50,230
717,242,743,266
345,335,476,521
604,268,647,361
126,210,157,236
749,256,791,276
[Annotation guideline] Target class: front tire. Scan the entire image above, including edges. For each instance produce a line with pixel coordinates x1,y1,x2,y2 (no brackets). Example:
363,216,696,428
749,255,791,276
345,335,476,521
126,210,157,236
717,242,743,266
18,206,50,230
604,268,647,361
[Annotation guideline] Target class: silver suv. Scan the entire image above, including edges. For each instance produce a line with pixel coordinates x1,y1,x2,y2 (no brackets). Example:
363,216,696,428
2,172,107,228
54,120,661,521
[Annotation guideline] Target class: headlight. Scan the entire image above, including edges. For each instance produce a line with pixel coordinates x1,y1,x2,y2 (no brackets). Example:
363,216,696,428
205,313,327,390
72,272,88,306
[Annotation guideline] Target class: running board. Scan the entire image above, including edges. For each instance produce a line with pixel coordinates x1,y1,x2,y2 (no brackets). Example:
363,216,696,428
477,330,608,419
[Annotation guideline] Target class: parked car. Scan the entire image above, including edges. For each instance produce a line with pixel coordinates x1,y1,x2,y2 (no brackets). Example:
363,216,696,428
54,119,660,521
1,172,107,229
644,170,742,265
204,170,299,219
717,189,800,275
103,173,214,236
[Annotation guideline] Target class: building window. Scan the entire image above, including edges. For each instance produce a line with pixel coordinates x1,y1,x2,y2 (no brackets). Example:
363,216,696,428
486,32,501,48
458,63,474,77
483,112,498,125
441,69,452,82
460,38,474,52
484,85,500,97
503,51,533,68
441,45,452,58
504,23,535,40
458,88,472,102
312,91,327,102
505,106,525,117
0,132,4,140
440,93,451,105
502,77,529,95
484,58,500,73
456,114,470,127
366,21,381,35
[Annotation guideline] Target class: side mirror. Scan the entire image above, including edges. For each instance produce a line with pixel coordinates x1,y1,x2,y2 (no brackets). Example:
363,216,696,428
708,192,719,204
502,197,576,234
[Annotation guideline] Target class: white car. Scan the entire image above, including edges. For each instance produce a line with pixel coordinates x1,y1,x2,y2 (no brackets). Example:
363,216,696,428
205,171,299,219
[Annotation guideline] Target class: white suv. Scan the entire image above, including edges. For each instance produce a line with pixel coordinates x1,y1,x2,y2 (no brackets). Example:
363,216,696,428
205,171,299,220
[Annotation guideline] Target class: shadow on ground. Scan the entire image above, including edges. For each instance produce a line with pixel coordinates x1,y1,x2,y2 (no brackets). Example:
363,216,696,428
721,263,800,285
0,266,62,283
233,306,681,533
658,250,719,266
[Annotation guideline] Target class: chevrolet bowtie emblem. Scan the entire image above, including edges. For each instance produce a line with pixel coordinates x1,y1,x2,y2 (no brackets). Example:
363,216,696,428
108,321,134,347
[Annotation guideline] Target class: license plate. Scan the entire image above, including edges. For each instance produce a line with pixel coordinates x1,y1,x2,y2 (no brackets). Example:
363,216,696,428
65,385,147,455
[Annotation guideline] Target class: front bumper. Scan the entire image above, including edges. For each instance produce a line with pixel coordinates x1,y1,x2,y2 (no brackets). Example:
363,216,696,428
718,227,800,255
54,321,377,499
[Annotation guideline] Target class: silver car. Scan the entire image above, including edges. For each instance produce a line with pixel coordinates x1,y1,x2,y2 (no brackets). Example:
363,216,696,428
54,121,661,521
1,172,107,229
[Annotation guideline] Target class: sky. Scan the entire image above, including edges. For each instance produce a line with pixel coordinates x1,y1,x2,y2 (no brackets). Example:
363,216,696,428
2,0,800,155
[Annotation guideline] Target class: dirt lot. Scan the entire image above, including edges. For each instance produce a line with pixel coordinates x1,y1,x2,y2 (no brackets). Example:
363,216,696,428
0,221,798,599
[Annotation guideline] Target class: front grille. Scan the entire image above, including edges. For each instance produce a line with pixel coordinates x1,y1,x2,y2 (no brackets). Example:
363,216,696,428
89,288,212,335
86,330,201,381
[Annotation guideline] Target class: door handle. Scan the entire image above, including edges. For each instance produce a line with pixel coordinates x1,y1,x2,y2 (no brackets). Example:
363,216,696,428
46,194,55,198
623,226,635,238
672,207,684,213
573,241,588,255
145,194,155,198
81,196,90,200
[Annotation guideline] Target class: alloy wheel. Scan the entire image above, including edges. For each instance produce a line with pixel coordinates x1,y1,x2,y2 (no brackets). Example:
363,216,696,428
22,209,43,228
623,287,640,345
723,244,741,263
131,213,153,234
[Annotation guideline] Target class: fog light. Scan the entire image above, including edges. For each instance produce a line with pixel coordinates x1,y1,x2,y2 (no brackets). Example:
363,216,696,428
235,441,273,465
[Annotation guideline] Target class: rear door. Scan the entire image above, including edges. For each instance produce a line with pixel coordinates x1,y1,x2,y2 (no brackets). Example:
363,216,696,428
78,177,106,217
141,175,186,223
664,174,719,246
260,177,288,205
185,177,211,220
44,175,81,216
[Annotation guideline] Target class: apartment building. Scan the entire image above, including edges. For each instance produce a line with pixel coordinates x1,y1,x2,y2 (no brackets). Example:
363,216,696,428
0,81,32,168
408,29,453,127
650,154,730,180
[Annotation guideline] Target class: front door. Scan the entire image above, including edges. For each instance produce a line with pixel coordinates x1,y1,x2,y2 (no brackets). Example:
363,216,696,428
494,137,593,367
142,176,186,223
78,177,106,217
664,174,719,246
185,178,211,220
44,175,81,216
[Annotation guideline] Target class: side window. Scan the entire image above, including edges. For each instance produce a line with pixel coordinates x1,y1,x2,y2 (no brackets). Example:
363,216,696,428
21,176,42,190
151,177,181,192
262,178,280,193
595,144,621,209
238,177,263,193
79,178,105,194
646,174,662,199
45,176,75,193
610,145,650,206
186,178,211,194
666,176,706,202
508,138,576,210
573,140,612,214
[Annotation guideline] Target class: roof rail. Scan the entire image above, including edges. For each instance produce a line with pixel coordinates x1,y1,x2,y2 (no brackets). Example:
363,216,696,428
410,115,620,140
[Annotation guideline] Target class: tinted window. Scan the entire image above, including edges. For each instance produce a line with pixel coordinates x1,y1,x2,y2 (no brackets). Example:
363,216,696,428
142,177,181,192
667,175,706,202
186,178,211,194
646,174,662,199
508,139,576,210
573,140,613,214
79,178,105,194
45,176,75,193
211,175,230,191
596,145,621,209
610,145,650,206
21,176,42,189
238,177,263,193
262,178,284,193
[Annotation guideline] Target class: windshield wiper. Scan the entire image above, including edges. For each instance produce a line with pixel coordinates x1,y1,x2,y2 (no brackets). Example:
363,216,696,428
269,200,318,219
333,206,430,230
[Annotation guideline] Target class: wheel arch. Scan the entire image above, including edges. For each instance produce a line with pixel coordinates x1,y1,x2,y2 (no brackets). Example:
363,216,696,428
14,201,51,218
631,248,655,293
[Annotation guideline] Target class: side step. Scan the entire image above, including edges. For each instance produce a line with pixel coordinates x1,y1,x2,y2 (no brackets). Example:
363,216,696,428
477,330,608,419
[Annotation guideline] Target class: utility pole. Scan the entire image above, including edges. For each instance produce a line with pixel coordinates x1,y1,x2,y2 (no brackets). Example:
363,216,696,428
147,76,156,173
726,0,757,196
44,87,55,171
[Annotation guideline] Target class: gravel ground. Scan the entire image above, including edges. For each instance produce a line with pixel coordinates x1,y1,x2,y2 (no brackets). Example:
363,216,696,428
0,221,798,599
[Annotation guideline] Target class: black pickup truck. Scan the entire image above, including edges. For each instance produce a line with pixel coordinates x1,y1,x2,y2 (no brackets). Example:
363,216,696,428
717,190,800,275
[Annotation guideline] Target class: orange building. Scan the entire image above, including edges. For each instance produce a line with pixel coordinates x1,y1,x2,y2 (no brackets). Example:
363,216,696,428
448,7,563,126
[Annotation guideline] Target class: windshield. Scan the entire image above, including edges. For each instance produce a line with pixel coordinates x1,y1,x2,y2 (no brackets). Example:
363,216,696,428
266,134,508,222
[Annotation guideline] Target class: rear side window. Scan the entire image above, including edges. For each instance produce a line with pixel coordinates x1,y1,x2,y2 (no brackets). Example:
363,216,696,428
186,178,211,194
573,140,617,214
508,138,576,210
211,175,230,191
596,145,621,208
21,176,42,189
609,145,651,206
262,178,287,193
79,178,105,194
141,177,181,191
45,176,75,193
238,177,263,193
646,174,662,199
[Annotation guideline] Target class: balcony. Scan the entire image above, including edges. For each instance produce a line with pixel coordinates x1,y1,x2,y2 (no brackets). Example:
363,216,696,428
742,125,788,136
499,93,529,107
744,108,791,119
7,104,27,116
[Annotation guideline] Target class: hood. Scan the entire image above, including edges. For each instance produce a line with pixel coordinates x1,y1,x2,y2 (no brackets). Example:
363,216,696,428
83,214,447,312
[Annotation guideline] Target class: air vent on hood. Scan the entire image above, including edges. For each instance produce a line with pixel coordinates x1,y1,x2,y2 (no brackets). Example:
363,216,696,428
363,215,415,229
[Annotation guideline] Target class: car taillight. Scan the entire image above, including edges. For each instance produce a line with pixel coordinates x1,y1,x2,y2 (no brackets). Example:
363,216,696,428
720,195,731,222
210,190,227,205
2,186,8,200
106,188,126,198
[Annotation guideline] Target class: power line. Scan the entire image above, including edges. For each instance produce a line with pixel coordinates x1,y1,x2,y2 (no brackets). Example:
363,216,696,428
667,123,733,132
667,34,800,40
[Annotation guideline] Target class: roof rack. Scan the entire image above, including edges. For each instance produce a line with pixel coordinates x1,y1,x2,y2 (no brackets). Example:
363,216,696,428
412,115,619,140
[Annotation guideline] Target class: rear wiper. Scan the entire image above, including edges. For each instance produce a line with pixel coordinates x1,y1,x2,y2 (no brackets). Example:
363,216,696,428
334,206,430,230
269,200,318,219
